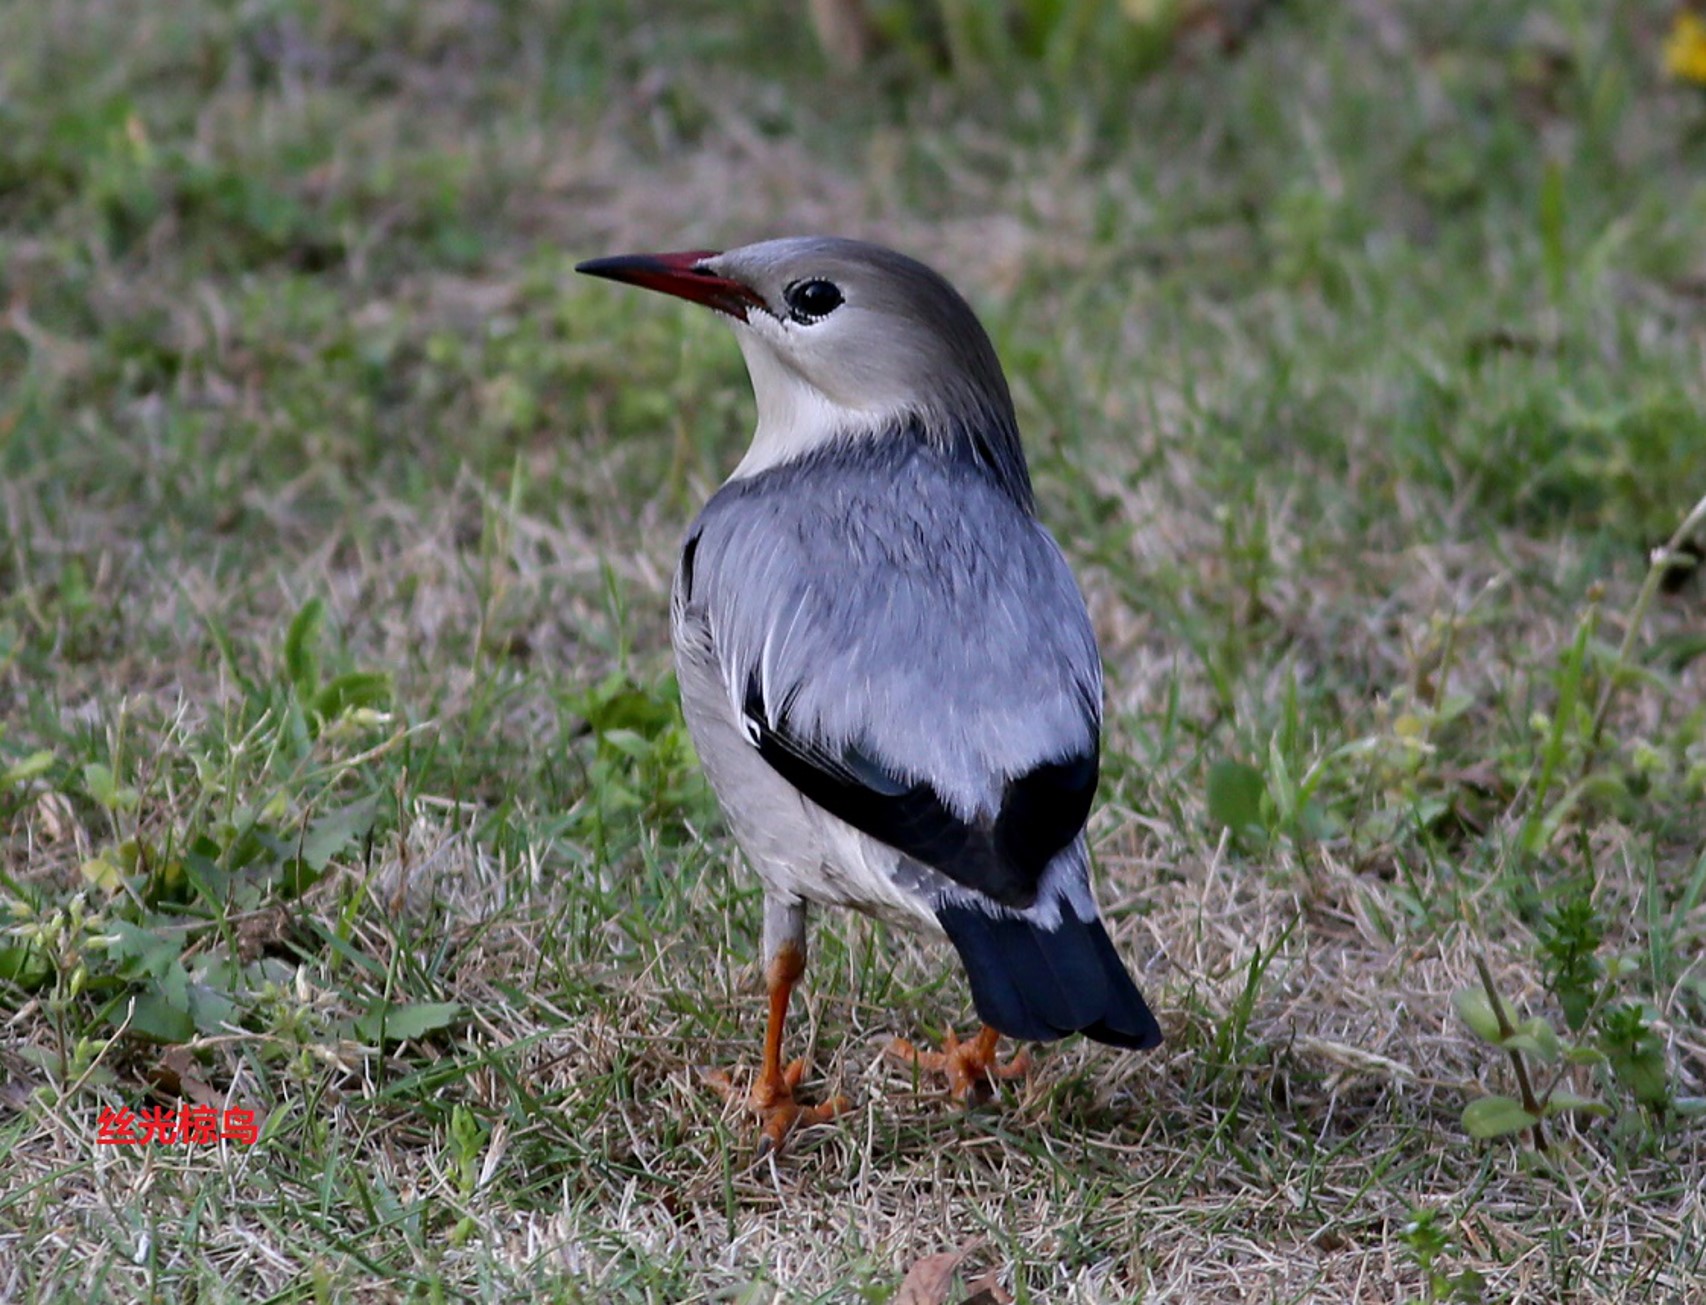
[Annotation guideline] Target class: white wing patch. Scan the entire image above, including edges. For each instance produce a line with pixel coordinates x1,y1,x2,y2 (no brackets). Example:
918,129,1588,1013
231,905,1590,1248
738,709,763,749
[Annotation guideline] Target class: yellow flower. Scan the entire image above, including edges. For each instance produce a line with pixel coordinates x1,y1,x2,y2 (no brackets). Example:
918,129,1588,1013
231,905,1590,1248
1665,11,1706,84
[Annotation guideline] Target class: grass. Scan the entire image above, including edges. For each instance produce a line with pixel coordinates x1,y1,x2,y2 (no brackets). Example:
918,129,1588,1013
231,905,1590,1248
2,0,1705,1299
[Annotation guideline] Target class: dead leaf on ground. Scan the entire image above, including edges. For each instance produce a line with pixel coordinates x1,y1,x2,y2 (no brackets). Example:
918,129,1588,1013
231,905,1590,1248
960,1269,1013,1305
151,1046,221,1107
150,1047,273,1135
896,1240,1007,1305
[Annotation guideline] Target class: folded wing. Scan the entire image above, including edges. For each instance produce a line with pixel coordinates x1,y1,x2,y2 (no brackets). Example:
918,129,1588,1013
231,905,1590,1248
686,442,1103,913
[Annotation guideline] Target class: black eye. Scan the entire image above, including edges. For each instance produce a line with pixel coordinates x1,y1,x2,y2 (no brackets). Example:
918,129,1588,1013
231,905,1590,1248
783,278,843,323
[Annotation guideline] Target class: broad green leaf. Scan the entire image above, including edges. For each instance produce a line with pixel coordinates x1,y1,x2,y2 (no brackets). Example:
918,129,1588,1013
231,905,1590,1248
82,762,140,812
188,984,241,1036
1452,987,1504,1044
1500,1018,1559,1063
180,850,233,909
355,1001,462,1044
1433,693,1474,725
1609,1044,1670,1108
119,986,196,1043
1462,1094,1537,1138
1499,1033,1550,1057
1207,759,1266,834
157,959,191,1012
103,920,183,979
1558,984,1593,1033
284,596,327,697
299,795,380,873
0,944,52,989
311,671,393,724
1,750,55,789
1542,1089,1610,1119
602,729,655,760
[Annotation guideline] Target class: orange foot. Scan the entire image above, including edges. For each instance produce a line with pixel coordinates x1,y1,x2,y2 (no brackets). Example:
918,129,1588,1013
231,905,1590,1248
705,1059,850,1157
886,1025,1031,1104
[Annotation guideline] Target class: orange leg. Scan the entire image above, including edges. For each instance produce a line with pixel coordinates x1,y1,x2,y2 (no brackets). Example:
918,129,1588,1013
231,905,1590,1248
887,1024,1031,1103
707,940,849,1155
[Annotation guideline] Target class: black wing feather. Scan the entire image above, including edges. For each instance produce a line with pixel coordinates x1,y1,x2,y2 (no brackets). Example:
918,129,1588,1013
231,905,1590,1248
742,671,1094,909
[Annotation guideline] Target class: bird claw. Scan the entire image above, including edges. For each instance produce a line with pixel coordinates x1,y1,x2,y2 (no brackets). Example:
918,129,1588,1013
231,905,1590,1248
887,1029,1030,1104
704,1059,849,1157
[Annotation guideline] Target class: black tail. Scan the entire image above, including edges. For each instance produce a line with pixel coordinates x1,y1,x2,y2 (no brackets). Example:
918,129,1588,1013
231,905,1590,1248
937,903,1162,1050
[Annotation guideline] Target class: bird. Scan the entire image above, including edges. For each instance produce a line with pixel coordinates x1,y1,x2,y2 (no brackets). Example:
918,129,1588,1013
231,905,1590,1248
576,236,1162,1152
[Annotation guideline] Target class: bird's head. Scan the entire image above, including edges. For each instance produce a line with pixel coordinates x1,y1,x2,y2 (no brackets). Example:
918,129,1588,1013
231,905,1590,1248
576,236,1022,484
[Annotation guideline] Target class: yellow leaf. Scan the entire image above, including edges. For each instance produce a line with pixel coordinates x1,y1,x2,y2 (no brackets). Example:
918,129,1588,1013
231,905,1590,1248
80,854,124,895
1665,13,1706,84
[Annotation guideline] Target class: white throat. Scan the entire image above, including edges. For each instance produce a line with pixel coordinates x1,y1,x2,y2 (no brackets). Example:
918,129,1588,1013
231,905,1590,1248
726,333,901,481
